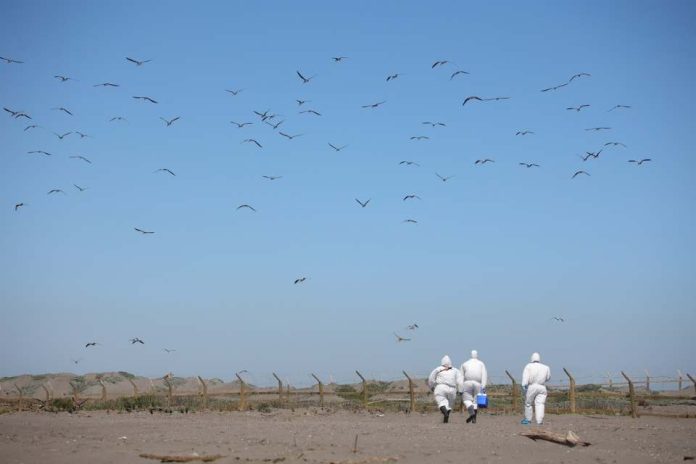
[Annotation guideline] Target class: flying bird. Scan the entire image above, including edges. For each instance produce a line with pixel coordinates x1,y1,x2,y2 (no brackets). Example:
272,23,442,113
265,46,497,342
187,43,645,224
130,337,145,344
422,121,446,127
24,124,40,131
242,138,262,148
572,170,590,178
160,116,180,126
450,70,469,80
0,56,23,64
253,109,271,120
279,132,303,140
328,143,348,152
4,108,32,119
566,104,590,112
431,60,449,68
296,70,316,84
540,82,568,92
393,332,411,342
585,127,611,131
403,195,421,201
296,99,310,106
516,130,534,136
435,173,454,181
604,142,627,148
14,203,24,211
265,119,284,130
134,228,154,234
53,131,72,140
410,136,429,140
28,150,53,156
126,57,152,66
133,96,158,104
362,101,386,109
608,104,631,112
628,158,651,165
551,317,565,322
47,189,65,195
355,198,370,208
85,342,99,348
225,89,243,95
403,219,418,224
73,184,87,192
230,121,253,128
463,96,510,106
94,82,119,87
568,72,591,82
110,116,127,122
399,161,420,167
54,75,74,82
75,131,90,138
519,163,540,168
294,277,307,284
69,155,92,164
300,109,322,116
262,176,282,180
154,168,176,176
237,204,257,212
386,73,401,81
332,56,348,62
406,324,419,330
163,348,176,353
71,358,82,365
474,159,494,165
52,107,73,116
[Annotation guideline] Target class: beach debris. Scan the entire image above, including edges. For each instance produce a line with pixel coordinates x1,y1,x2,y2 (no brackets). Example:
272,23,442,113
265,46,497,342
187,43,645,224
520,430,591,447
139,453,224,463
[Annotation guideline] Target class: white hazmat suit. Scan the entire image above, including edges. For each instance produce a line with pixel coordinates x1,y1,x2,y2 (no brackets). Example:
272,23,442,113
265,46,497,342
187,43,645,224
522,352,551,424
460,350,488,423
428,355,463,422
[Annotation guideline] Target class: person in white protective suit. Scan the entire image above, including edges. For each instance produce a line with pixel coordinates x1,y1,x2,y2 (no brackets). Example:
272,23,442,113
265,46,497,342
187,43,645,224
428,355,463,423
521,352,551,425
460,350,488,424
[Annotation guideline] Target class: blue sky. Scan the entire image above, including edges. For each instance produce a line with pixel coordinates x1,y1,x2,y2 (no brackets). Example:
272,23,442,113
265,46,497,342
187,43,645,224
1,0,694,387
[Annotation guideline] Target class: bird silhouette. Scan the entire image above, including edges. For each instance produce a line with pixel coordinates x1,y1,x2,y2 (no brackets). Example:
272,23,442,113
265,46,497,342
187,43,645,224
328,143,348,152
435,173,454,181
14,203,24,211
294,277,307,284
361,101,386,109
237,204,257,212
296,70,316,84
28,150,53,156
296,99,310,106
1,56,23,64
386,73,401,81
431,60,449,68
450,70,469,80
160,116,180,126
154,168,176,176
134,228,154,234
133,96,158,104
463,96,510,106
242,139,263,148
516,130,534,136
551,317,565,322
422,121,446,127
265,119,285,130
110,116,127,122
73,184,88,192
47,189,66,195
540,82,568,92
126,57,152,66
225,88,244,95
53,131,72,140
410,136,429,141
406,324,419,330
399,161,420,167
94,82,119,87
394,332,411,342
604,142,627,148
355,198,370,208
568,72,591,82
332,56,348,62
262,176,282,181
403,195,421,201
69,155,92,164
608,104,631,112
566,104,590,112
585,127,611,131
163,348,176,353
519,163,540,168
628,158,651,165
54,75,74,82
572,170,590,178
24,124,40,131
474,159,494,165
75,131,90,138
52,107,73,116
279,132,303,140
300,109,322,116
231,121,253,128
85,342,99,348
130,337,145,344
403,219,418,224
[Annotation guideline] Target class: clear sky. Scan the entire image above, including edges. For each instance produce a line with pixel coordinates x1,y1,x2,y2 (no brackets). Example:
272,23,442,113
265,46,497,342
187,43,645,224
1,0,694,387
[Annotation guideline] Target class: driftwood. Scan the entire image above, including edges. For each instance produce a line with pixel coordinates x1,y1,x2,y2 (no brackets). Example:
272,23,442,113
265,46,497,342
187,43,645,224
139,453,225,463
520,430,591,447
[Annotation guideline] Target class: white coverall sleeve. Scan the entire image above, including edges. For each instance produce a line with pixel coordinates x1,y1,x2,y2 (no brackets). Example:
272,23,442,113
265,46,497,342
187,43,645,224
455,368,464,392
546,366,551,383
481,363,488,388
428,367,440,389
522,365,530,388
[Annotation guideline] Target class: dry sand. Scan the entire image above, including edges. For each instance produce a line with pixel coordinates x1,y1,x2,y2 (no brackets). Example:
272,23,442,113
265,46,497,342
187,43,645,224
1,409,695,464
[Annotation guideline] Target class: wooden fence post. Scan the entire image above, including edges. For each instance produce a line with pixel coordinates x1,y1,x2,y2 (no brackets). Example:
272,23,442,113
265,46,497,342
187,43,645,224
607,372,613,390
98,378,107,401
563,368,576,414
311,374,324,408
163,375,173,409
677,371,683,392
687,374,696,395
621,371,637,418
197,376,208,409
127,378,138,397
505,370,520,413
14,384,23,412
236,373,247,411
286,383,291,406
645,370,651,394
272,373,284,403
355,371,367,408
403,371,415,413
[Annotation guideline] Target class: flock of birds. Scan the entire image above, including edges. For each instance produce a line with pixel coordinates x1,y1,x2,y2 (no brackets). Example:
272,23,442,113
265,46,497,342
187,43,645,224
3,50,649,366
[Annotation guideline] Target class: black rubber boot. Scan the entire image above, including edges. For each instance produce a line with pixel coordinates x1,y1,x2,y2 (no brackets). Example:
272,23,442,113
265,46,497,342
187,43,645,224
472,409,477,424
440,406,449,423
466,405,475,423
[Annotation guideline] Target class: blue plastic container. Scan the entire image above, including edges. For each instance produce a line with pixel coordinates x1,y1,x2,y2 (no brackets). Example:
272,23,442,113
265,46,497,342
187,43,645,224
476,393,488,408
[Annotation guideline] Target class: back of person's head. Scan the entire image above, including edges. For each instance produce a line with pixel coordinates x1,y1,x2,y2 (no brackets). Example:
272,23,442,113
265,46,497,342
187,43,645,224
441,355,452,368
471,350,478,359
531,352,541,363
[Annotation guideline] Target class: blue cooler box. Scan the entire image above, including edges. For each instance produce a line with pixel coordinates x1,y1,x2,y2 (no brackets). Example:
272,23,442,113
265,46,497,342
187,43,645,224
476,393,488,408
